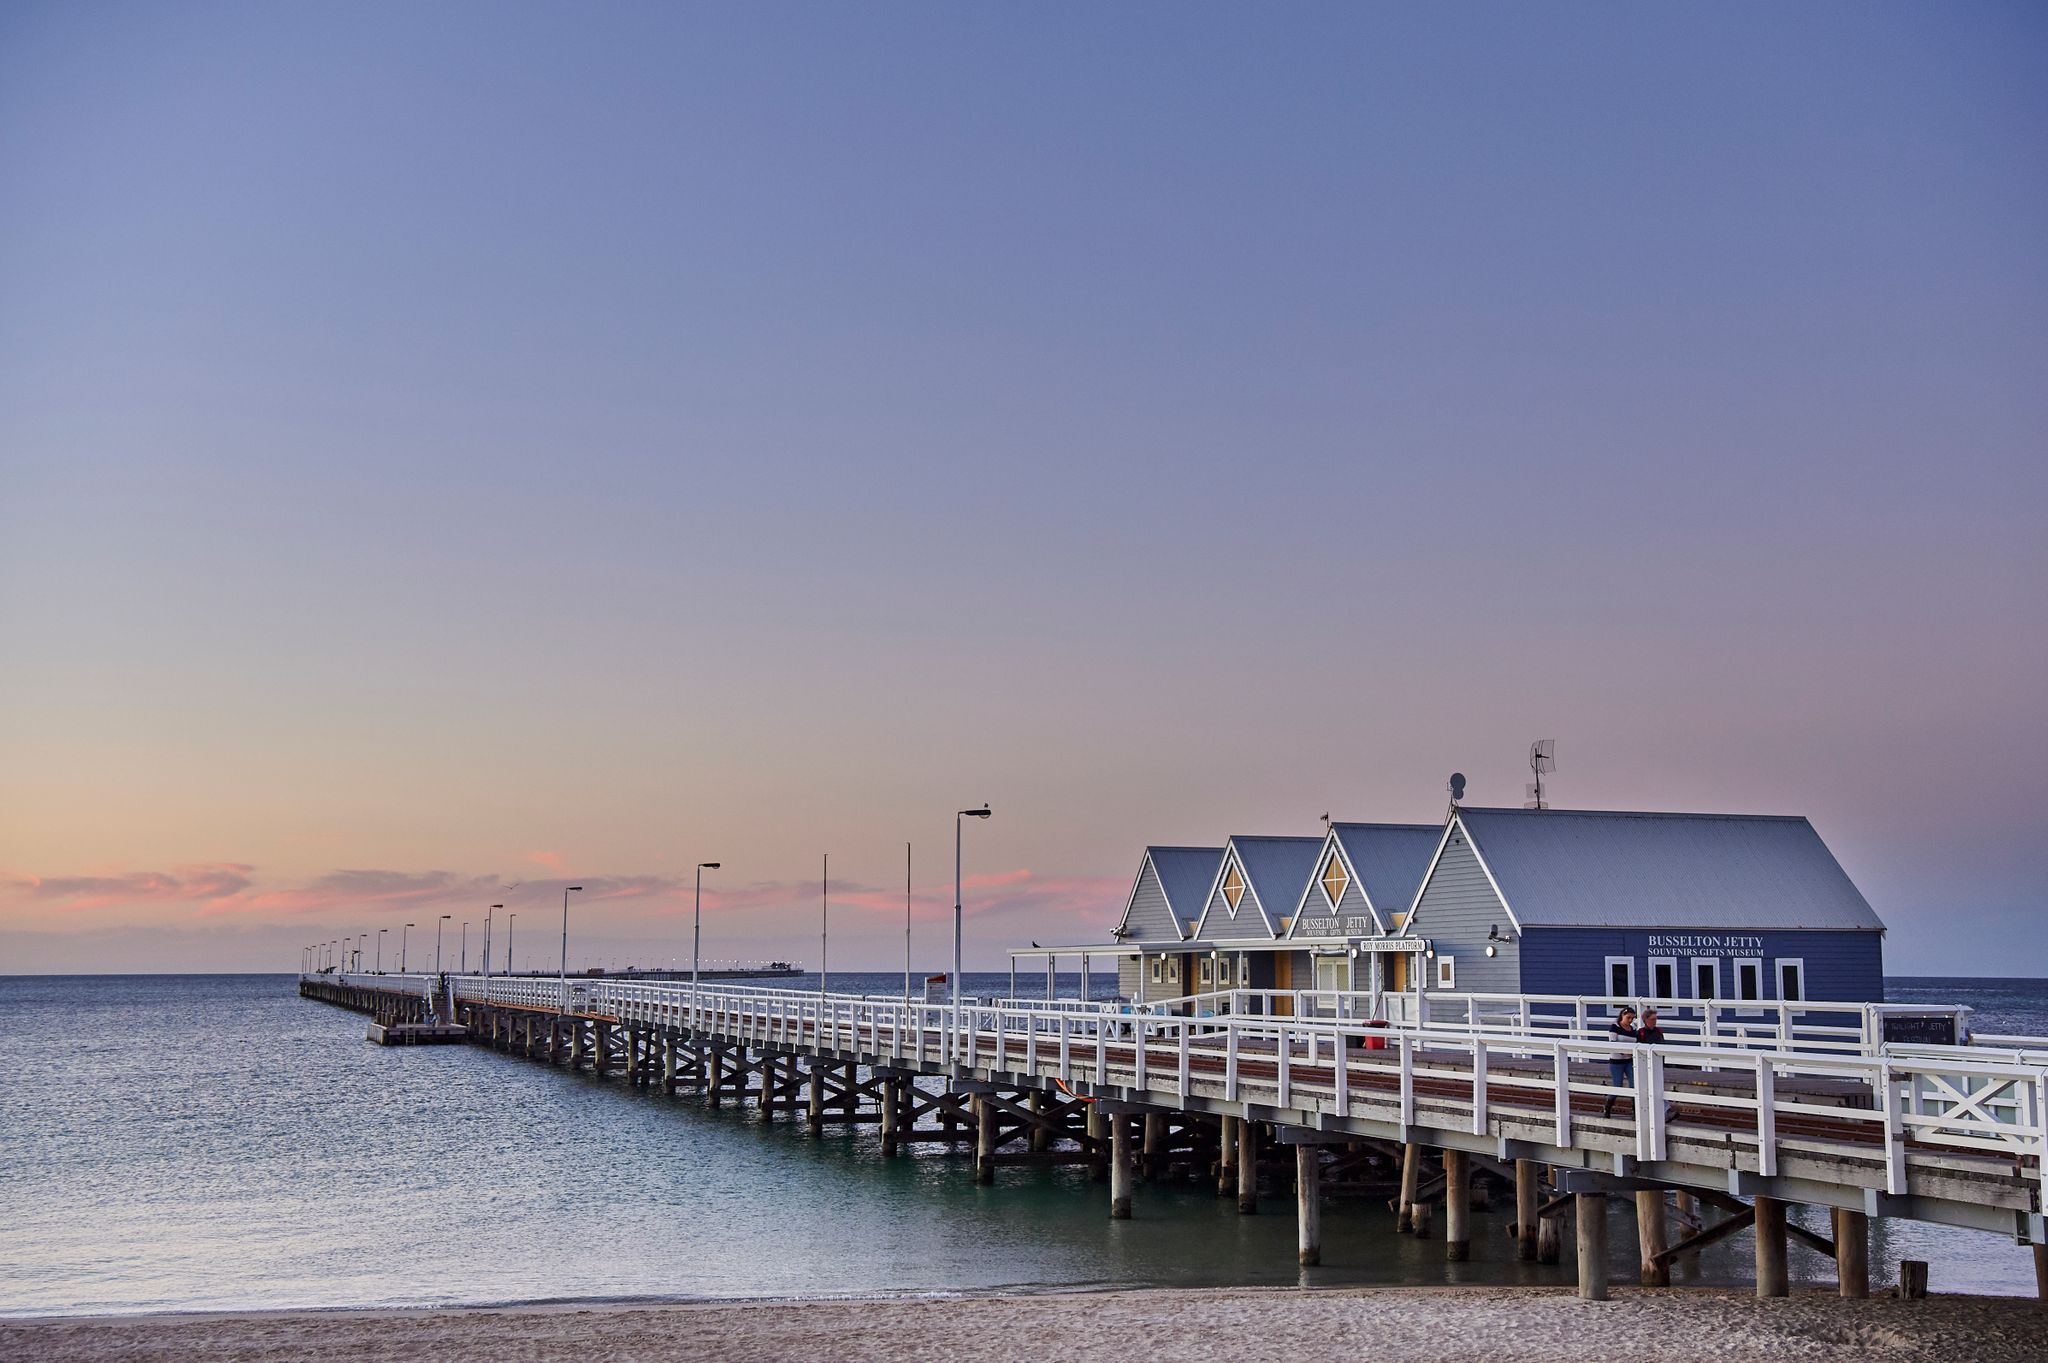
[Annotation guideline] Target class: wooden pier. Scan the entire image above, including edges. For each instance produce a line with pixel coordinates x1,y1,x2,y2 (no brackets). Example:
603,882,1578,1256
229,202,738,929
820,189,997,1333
299,971,2048,1302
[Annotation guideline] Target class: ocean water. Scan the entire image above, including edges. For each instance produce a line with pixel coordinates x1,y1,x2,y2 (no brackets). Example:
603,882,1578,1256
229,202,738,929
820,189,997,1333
0,973,2041,1317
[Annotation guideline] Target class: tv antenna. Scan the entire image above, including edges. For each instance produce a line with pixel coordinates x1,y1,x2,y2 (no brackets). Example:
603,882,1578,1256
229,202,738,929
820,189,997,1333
1447,772,1466,805
1526,739,1556,810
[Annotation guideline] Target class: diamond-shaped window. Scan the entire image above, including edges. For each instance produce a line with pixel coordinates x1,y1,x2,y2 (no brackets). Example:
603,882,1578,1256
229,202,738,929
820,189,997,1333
1319,852,1349,908
1221,862,1246,913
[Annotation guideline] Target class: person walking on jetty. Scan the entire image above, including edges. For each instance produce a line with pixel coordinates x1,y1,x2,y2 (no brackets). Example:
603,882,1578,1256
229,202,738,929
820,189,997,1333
1603,1006,1640,1118
1637,1007,1675,1125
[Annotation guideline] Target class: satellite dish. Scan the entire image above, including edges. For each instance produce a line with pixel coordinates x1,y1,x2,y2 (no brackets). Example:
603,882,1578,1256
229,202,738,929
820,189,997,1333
1447,772,1467,802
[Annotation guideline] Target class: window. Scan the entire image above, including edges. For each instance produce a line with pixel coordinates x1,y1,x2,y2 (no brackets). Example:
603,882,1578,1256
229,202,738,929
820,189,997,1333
1605,956,1636,998
1736,959,1762,1002
1319,852,1349,907
1199,957,1213,986
1649,958,1677,999
1692,959,1719,1000
1217,958,1232,986
1777,959,1805,1002
1167,957,1182,984
1221,862,1246,913
1436,955,1456,989
1149,958,1163,985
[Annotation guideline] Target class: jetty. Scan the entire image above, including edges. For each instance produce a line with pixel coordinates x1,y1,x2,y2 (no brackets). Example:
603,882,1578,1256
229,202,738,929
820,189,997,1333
300,969,2048,1301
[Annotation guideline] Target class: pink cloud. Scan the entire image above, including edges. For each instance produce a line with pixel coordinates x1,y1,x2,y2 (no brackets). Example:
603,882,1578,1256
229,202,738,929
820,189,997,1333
0,861,1130,961
5,863,258,913
527,851,569,872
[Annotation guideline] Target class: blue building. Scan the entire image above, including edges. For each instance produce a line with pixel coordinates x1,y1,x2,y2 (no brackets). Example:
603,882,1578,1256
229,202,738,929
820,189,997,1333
1400,806,1887,1003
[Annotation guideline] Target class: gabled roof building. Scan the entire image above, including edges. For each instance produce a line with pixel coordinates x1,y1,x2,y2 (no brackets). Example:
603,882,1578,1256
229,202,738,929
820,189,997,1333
1400,807,1886,1002
1014,797,1886,1011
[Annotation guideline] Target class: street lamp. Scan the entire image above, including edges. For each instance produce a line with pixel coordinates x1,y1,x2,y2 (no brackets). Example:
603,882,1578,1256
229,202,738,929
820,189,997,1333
558,886,583,993
376,928,387,974
402,923,414,973
486,904,502,976
461,920,469,974
505,912,516,975
692,863,720,1013
954,805,992,1058
436,914,451,975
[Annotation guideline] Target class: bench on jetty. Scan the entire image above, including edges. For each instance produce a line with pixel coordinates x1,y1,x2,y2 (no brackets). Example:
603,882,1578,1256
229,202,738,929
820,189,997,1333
301,969,2048,1303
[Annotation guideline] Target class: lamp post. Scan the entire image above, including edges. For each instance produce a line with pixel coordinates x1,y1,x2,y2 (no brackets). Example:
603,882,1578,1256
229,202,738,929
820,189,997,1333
820,854,829,1003
402,923,414,974
954,805,992,1058
486,904,501,976
558,886,583,996
376,928,386,974
692,863,720,1014
505,913,515,975
905,841,913,1001
461,920,469,974
436,914,450,975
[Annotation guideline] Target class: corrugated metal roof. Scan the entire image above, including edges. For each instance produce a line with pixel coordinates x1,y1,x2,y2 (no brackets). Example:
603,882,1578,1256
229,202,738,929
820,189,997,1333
1148,846,1223,924
1329,823,1441,918
1454,807,1885,932
1231,835,1325,933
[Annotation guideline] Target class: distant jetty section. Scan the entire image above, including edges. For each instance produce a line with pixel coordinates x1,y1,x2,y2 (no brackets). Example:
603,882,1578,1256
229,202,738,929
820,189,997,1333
478,964,805,983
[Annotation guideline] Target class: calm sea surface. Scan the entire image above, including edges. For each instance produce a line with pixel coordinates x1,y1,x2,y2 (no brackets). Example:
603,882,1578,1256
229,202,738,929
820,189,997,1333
1,973,2042,1316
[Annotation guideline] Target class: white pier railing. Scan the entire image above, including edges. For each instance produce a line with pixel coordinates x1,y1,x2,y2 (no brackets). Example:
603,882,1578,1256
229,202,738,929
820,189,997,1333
383,971,2048,1216
1140,986,1972,1059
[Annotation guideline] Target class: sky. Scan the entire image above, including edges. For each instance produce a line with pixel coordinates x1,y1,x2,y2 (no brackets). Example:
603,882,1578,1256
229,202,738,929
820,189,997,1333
1,3,2043,976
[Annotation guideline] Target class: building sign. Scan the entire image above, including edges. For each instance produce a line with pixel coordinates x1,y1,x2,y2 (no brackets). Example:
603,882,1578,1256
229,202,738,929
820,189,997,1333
1645,934,1765,956
1292,914,1374,937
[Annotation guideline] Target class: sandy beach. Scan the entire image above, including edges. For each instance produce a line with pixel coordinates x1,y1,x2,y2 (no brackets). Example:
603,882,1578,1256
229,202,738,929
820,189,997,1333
4,1286,2042,1363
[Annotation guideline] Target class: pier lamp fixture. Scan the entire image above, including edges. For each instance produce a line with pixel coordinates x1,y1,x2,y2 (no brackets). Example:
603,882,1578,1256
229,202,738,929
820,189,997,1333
953,805,992,1060
558,887,583,999
692,863,720,1015
436,915,451,976
376,928,387,974
505,913,515,975
402,923,414,974
461,920,469,974
487,905,503,976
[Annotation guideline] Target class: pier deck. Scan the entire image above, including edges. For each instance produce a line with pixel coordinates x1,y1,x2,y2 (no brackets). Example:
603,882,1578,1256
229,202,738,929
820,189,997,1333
300,970,2048,1297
